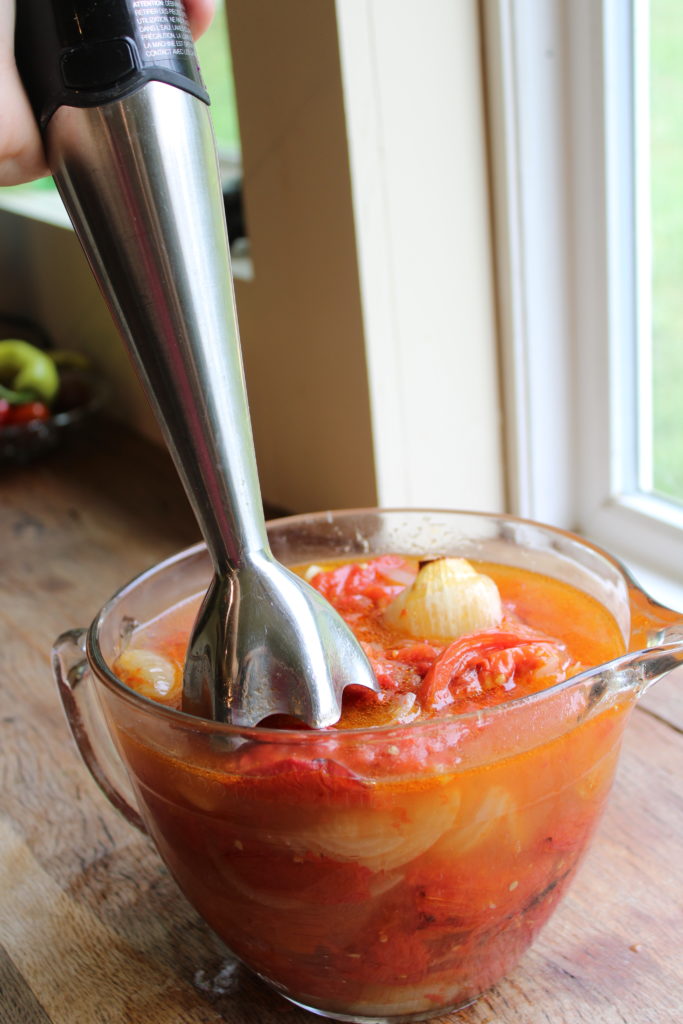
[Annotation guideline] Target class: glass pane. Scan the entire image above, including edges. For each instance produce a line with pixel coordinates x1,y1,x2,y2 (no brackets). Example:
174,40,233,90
195,0,241,156
650,0,683,500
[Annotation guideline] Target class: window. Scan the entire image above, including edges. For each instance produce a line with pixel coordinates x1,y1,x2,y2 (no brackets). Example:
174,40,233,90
485,0,683,597
196,0,241,159
647,0,683,504
577,0,683,583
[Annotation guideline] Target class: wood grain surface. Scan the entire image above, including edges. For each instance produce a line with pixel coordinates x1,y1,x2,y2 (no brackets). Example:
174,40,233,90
1,418,682,1024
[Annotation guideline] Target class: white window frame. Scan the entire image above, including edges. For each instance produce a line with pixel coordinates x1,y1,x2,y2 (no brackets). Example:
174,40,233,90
484,0,683,599
484,0,579,529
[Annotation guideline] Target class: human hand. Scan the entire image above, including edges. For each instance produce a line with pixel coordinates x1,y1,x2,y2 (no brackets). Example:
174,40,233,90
0,0,216,187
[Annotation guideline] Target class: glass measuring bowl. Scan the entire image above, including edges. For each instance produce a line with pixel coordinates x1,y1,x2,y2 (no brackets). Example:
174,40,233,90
53,509,683,1022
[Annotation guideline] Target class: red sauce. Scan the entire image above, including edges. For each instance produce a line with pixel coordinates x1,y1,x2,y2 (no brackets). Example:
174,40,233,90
110,557,631,1018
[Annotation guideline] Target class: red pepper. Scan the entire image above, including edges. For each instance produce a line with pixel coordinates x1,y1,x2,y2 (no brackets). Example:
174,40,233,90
5,401,51,425
0,398,11,424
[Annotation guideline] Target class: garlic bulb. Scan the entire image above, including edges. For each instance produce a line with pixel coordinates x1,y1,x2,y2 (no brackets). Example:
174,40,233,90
383,557,502,640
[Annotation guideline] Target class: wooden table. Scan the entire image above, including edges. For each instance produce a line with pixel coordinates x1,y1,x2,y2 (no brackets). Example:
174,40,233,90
2,418,682,1024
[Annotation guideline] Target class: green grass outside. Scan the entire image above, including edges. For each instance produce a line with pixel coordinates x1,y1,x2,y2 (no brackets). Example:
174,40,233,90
651,0,683,500
195,0,241,153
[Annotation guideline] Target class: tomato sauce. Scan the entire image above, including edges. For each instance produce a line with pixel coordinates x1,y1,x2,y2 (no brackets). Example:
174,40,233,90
110,557,631,1018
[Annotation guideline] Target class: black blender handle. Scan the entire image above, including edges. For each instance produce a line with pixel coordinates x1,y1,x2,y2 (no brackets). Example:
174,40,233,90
15,0,209,131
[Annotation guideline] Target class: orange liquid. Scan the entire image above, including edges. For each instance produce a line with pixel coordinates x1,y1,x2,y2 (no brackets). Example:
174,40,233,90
110,559,631,1017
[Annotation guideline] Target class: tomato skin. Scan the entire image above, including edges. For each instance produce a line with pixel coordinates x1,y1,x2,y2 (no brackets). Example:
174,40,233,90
5,401,51,425
418,628,572,713
310,556,412,614
388,642,443,676
0,398,11,424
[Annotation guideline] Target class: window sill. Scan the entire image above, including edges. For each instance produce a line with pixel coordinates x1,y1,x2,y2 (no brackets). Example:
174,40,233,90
0,189,71,229
619,556,683,615
0,178,254,282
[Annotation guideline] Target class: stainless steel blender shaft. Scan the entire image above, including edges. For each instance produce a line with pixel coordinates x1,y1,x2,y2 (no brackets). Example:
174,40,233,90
43,80,379,725
46,82,267,571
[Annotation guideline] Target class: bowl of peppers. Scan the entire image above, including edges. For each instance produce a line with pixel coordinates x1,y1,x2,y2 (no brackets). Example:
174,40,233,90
0,337,104,464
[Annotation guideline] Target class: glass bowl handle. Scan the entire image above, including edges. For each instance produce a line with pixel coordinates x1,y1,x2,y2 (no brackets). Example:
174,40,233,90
52,628,147,834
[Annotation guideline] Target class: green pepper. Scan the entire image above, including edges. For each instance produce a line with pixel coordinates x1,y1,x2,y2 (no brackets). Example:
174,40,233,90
0,382,36,404
0,339,60,404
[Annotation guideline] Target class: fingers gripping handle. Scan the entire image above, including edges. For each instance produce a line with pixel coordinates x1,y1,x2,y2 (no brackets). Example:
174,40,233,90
15,0,209,130
52,629,147,833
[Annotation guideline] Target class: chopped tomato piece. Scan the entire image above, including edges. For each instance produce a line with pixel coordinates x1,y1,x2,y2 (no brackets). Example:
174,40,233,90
387,642,444,676
310,556,414,613
5,401,51,424
418,627,573,713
